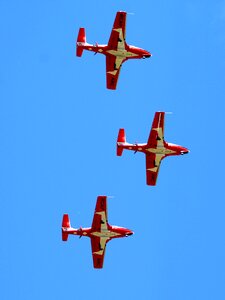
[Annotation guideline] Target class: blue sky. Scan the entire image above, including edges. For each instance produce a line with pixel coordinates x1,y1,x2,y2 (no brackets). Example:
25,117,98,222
1,1,225,299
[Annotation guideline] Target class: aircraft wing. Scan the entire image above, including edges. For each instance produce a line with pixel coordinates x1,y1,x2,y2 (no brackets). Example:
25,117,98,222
108,11,127,50
106,12,127,89
91,196,108,231
106,55,125,89
91,196,109,268
147,112,165,148
146,153,165,185
91,236,108,268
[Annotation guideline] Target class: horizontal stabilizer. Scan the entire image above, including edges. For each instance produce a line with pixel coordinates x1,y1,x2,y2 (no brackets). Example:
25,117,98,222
62,214,71,241
117,128,126,156
76,28,86,57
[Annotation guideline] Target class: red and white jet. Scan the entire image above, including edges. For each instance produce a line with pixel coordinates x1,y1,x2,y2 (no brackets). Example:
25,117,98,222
76,11,151,90
62,196,133,269
117,112,189,186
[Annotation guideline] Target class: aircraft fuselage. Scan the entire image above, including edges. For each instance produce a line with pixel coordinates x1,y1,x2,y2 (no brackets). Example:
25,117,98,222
82,43,151,60
63,225,133,240
118,142,189,157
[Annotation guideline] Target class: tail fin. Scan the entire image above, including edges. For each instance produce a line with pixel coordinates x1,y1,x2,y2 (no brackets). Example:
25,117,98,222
76,28,86,57
62,214,71,241
117,128,126,156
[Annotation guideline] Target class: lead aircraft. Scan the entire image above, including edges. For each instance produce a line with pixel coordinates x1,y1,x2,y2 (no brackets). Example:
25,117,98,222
62,196,133,268
117,112,189,186
76,11,151,89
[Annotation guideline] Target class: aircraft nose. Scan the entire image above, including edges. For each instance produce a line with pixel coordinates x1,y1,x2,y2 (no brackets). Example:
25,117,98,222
143,53,151,58
180,148,190,155
125,230,134,236
142,50,152,59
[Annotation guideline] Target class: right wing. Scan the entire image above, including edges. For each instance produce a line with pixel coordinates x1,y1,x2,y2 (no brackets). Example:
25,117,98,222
91,236,108,268
146,153,165,186
147,112,165,148
106,55,125,89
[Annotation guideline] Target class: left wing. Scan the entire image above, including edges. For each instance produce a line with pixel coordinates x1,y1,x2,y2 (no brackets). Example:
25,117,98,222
91,196,108,231
147,112,165,148
108,11,127,50
106,55,125,89
106,12,127,89
91,196,109,268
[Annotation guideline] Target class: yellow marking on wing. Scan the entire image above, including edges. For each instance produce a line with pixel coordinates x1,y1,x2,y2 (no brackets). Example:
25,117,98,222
107,70,118,75
147,167,158,173
93,237,108,255
95,211,108,231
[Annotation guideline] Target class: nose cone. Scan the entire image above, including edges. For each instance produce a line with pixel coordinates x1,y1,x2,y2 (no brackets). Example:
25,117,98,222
180,147,190,155
143,50,152,58
125,229,134,237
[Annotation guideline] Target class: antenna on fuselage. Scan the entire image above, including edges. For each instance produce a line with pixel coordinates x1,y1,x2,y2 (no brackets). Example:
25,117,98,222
134,142,138,154
78,226,83,238
93,42,98,55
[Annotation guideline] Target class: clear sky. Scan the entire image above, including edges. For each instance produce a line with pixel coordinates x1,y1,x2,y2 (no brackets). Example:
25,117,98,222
1,1,225,299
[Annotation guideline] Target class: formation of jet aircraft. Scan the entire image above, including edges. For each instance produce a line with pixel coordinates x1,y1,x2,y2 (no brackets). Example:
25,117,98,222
62,196,133,268
76,11,151,89
117,112,189,185
61,11,190,269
